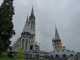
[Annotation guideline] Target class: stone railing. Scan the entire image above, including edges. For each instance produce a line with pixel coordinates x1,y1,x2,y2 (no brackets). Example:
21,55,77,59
67,57,74,60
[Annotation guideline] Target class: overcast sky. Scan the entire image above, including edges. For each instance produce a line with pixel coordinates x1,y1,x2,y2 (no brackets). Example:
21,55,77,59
0,0,80,52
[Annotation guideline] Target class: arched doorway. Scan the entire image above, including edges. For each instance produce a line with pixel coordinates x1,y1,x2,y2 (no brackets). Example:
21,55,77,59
36,54,39,59
56,54,59,58
63,54,66,58
70,54,73,57
30,45,33,50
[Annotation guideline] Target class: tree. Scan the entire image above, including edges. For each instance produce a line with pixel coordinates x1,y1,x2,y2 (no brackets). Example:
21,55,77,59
0,39,4,54
8,46,12,51
0,0,15,54
14,48,24,60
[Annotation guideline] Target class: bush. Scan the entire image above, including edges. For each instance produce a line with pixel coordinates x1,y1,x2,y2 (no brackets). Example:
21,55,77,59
14,48,24,60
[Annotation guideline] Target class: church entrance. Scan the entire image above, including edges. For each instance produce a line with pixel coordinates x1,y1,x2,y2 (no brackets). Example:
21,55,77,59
30,45,33,50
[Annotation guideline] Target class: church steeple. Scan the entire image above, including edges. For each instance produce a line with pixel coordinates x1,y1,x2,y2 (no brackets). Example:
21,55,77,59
55,25,60,39
23,16,30,33
31,7,34,16
54,25,61,42
29,7,35,20
27,15,28,21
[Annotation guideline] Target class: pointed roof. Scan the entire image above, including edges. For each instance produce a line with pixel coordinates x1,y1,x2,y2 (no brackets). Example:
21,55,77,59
29,7,35,20
52,37,54,40
31,7,34,16
55,25,60,39
27,15,28,21
23,16,30,33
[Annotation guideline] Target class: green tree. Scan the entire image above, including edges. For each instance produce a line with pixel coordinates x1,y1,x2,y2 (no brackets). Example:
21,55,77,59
0,0,15,54
0,39,4,54
14,48,24,60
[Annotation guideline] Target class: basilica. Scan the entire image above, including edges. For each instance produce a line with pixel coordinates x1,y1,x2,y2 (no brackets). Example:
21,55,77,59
13,7,39,52
12,7,79,59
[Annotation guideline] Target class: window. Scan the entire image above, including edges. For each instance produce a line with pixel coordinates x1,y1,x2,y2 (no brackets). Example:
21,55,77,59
31,23,32,28
62,50,64,52
30,45,33,50
68,50,70,52
72,50,73,52
57,50,59,52
63,54,66,58
22,39,24,49
56,54,59,58
70,54,73,57
58,45,59,46
33,23,34,29
25,39,28,50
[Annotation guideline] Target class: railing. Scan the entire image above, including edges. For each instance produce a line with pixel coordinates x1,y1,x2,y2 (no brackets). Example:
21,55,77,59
67,57,74,60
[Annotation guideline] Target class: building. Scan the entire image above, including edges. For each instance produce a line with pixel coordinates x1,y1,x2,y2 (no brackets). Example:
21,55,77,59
50,25,78,59
12,7,79,60
13,7,39,52
52,26,66,51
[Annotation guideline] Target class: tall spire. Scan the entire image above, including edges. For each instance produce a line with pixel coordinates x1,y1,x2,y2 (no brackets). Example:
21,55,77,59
29,7,35,20
55,25,60,39
27,15,28,22
31,6,34,16
23,16,30,33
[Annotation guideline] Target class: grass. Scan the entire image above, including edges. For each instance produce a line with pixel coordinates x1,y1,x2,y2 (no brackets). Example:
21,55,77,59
0,54,14,60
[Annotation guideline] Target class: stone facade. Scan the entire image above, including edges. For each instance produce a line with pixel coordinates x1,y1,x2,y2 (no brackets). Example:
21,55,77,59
12,7,39,52
12,7,79,60
51,26,78,59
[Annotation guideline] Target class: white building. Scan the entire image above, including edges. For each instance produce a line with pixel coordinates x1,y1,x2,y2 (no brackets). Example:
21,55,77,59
12,7,79,59
50,25,78,59
13,7,39,52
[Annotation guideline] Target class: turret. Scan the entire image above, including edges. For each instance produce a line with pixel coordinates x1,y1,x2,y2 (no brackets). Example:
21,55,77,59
52,37,56,51
28,7,36,51
54,25,61,42
21,16,31,38
52,25,61,51
29,7,35,20
52,25,66,51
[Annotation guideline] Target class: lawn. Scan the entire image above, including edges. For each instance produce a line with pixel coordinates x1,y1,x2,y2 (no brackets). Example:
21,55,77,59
0,54,14,60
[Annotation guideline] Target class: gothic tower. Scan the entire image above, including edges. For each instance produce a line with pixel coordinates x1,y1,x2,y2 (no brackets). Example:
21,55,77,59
29,7,36,51
52,25,66,51
52,25,61,51
21,7,36,52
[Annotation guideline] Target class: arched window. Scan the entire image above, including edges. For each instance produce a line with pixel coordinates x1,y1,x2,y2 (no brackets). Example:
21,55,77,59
50,55,53,58
63,54,66,58
56,54,59,58
36,54,39,59
44,55,48,58
68,50,70,52
30,45,33,50
22,39,24,49
33,23,34,29
57,50,59,52
76,54,78,57
25,39,28,50
70,54,73,57
62,50,64,52
31,23,33,28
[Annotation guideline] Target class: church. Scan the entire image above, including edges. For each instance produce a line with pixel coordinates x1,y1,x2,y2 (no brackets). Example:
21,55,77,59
12,7,40,52
12,7,79,59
